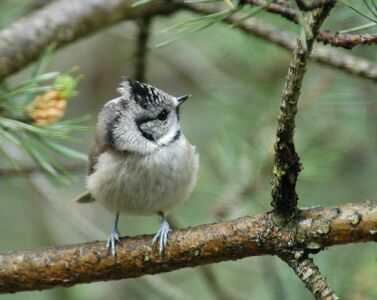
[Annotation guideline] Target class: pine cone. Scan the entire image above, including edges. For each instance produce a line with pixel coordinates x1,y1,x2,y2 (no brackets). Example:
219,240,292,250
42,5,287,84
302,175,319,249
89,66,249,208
28,90,67,125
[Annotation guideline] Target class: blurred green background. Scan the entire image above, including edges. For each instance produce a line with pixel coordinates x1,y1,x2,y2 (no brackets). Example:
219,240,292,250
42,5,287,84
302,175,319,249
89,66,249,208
0,1,377,299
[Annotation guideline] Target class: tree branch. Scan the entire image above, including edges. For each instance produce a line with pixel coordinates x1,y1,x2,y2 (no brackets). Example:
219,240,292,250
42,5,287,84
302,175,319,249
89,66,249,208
271,2,335,215
0,0,376,81
184,4,377,82
316,31,377,49
0,200,376,294
0,0,182,79
269,3,339,297
246,0,377,49
280,252,338,300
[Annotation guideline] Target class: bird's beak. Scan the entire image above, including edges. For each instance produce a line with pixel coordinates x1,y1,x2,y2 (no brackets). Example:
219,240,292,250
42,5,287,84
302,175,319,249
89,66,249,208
176,94,191,106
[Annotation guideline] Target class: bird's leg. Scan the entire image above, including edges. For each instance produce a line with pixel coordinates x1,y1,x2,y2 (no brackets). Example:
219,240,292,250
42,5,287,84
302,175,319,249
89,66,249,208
106,212,121,257
152,212,171,254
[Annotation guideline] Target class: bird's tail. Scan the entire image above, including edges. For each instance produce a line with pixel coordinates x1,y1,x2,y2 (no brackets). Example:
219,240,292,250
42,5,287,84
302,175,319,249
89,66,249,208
74,191,95,203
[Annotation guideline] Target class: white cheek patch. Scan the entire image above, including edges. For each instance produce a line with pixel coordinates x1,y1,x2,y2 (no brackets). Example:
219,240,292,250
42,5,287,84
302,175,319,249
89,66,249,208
157,121,179,146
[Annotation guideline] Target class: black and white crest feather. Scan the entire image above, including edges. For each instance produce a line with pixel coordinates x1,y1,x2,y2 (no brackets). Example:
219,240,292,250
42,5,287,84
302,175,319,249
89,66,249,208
118,78,170,109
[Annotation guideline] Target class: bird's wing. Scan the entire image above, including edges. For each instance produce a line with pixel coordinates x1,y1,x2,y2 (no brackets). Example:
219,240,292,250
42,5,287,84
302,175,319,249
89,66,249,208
88,130,110,175
75,123,110,203
76,100,129,203
74,140,107,203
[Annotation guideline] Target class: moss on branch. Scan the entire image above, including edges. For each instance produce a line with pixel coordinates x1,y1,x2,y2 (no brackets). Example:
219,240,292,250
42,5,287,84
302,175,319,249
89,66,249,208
271,3,335,215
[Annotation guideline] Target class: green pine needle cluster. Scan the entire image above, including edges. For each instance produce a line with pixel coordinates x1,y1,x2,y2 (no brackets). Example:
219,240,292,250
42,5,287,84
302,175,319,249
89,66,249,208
0,44,90,184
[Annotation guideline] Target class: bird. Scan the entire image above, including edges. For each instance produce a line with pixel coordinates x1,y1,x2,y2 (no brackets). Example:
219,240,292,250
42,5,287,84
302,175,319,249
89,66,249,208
75,78,199,256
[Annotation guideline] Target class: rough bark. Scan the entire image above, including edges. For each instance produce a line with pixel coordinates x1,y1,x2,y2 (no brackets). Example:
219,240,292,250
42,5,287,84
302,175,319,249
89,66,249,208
0,0,182,79
271,3,335,215
0,201,376,294
316,31,377,49
281,253,339,300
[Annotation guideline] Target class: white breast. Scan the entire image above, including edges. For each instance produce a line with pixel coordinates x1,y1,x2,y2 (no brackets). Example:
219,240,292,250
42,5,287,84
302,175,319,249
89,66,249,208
86,137,199,216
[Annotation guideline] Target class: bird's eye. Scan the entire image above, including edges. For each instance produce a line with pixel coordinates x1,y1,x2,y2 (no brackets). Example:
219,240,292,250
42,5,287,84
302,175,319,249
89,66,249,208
157,109,169,121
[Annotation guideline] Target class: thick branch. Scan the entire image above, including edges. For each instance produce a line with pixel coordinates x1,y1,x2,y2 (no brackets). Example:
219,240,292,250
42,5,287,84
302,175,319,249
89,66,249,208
271,3,334,215
281,252,338,300
0,0,182,79
185,4,377,82
0,201,376,294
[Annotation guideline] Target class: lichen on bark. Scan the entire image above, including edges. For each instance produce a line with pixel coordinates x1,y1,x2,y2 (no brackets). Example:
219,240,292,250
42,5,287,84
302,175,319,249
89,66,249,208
271,2,335,216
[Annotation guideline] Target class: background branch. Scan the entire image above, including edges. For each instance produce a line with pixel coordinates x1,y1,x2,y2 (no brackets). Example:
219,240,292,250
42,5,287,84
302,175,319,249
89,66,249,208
281,252,339,300
0,0,182,79
134,17,152,82
246,0,377,49
316,31,377,49
184,4,377,82
0,200,376,294
0,0,376,82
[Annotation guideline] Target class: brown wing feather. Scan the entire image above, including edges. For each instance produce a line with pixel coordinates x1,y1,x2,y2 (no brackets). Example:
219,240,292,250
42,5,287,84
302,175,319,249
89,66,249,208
75,128,109,203
88,130,110,175
76,103,118,203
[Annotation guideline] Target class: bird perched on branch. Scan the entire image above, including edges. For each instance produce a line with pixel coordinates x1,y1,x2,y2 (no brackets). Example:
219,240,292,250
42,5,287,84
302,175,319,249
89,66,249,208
75,78,199,256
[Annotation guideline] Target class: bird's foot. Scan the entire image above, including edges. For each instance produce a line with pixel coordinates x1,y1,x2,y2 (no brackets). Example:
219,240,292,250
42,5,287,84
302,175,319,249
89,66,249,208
152,217,171,255
106,227,121,257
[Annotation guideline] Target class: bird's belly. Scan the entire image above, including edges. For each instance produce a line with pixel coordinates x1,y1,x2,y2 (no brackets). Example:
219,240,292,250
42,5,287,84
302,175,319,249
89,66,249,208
87,144,198,216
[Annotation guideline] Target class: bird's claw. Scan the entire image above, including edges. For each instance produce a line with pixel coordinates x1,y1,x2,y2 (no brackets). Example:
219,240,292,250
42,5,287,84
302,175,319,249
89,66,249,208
152,218,171,255
106,228,120,257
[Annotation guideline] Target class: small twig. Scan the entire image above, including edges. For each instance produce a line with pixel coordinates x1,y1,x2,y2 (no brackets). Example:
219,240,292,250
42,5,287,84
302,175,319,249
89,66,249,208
245,0,299,23
316,31,377,49
134,17,151,82
280,252,339,300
